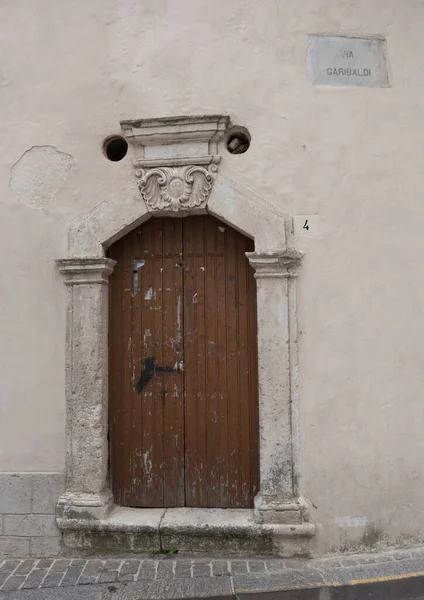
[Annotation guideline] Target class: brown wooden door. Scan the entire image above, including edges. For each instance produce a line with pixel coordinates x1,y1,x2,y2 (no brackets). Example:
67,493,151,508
108,215,259,508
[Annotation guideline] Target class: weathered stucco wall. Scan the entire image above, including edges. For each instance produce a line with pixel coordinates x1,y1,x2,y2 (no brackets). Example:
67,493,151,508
1,0,424,554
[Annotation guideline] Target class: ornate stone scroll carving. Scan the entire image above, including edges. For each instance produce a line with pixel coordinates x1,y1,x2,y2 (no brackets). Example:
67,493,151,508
135,163,218,212
121,116,229,213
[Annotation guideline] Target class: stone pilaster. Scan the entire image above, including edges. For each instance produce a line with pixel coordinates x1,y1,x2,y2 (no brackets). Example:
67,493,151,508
246,251,306,524
55,258,115,523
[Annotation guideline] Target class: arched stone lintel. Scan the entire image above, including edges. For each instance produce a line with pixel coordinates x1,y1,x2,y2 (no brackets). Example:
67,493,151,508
67,176,289,258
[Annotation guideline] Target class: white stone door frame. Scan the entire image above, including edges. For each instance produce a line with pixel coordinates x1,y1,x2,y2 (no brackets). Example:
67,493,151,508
56,116,312,534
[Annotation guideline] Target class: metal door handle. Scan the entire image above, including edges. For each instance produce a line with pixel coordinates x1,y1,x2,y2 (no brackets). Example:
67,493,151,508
137,357,183,393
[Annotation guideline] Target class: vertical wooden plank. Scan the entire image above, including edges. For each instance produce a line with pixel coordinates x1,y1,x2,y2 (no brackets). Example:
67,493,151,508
139,218,162,506
225,226,243,507
204,219,220,507
183,216,207,506
215,220,229,507
162,218,185,506
129,226,143,505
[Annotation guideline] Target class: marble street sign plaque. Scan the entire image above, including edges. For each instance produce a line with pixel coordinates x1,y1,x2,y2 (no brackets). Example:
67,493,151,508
308,35,389,87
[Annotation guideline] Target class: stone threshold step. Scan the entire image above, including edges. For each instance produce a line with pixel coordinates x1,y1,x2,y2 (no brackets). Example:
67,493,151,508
60,507,315,558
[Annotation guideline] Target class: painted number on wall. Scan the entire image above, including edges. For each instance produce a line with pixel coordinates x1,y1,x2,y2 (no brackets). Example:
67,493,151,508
294,215,320,236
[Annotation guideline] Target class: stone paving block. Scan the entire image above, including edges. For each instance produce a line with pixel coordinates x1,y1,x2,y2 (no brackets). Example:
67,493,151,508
117,573,136,582
36,559,54,569
138,566,156,580
0,560,20,573
81,560,105,578
31,474,65,514
0,574,9,588
0,537,30,558
156,561,174,580
193,564,211,577
14,560,36,575
49,559,72,572
1,575,26,591
78,574,97,585
61,565,84,586
70,559,87,567
230,560,248,574
41,571,64,588
212,560,230,576
101,577,233,600
284,559,310,569
98,570,119,583
104,559,123,570
30,536,61,558
247,560,267,573
233,570,324,594
21,567,49,589
3,515,58,537
265,560,286,572
119,559,140,575
0,474,31,514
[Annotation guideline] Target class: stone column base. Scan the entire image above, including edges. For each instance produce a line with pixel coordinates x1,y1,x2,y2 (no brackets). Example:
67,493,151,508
254,495,311,525
56,491,113,526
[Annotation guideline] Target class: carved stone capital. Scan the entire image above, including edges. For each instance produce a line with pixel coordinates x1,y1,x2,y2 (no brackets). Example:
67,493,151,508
134,163,219,212
246,250,303,278
121,115,230,213
56,258,116,285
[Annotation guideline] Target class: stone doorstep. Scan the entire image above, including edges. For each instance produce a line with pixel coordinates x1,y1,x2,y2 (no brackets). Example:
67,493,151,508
58,507,315,558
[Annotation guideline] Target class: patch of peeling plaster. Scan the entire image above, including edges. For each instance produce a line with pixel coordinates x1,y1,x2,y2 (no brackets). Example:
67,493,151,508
10,145,73,209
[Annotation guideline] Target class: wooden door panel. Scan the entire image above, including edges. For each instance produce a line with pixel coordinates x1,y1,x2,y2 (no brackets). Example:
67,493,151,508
109,218,185,508
109,215,259,509
183,217,258,508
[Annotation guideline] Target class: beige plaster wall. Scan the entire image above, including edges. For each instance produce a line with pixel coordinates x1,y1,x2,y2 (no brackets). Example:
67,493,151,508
1,0,423,553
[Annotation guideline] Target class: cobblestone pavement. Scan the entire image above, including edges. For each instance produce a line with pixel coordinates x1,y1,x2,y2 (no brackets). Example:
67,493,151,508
0,547,424,597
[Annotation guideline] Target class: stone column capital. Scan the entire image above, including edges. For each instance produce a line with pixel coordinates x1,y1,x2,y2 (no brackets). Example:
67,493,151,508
246,250,303,278
56,257,116,285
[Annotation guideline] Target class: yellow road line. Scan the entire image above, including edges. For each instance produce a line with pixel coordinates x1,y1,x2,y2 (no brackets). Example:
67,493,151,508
349,570,424,585
236,570,424,593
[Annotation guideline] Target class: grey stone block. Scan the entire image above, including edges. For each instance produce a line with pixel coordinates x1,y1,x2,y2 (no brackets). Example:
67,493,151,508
230,560,248,574
36,560,54,569
1,575,26,591
212,560,230,576
41,571,64,587
50,559,72,573
193,565,211,577
30,537,61,558
156,561,174,580
0,537,30,558
247,560,266,573
0,474,32,515
120,560,141,575
98,570,119,583
3,515,58,537
21,567,49,589
14,560,36,575
61,565,84,586
101,577,233,600
233,571,324,594
138,567,156,580
0,560,20,573
31,474,65,514
81,560,105,578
